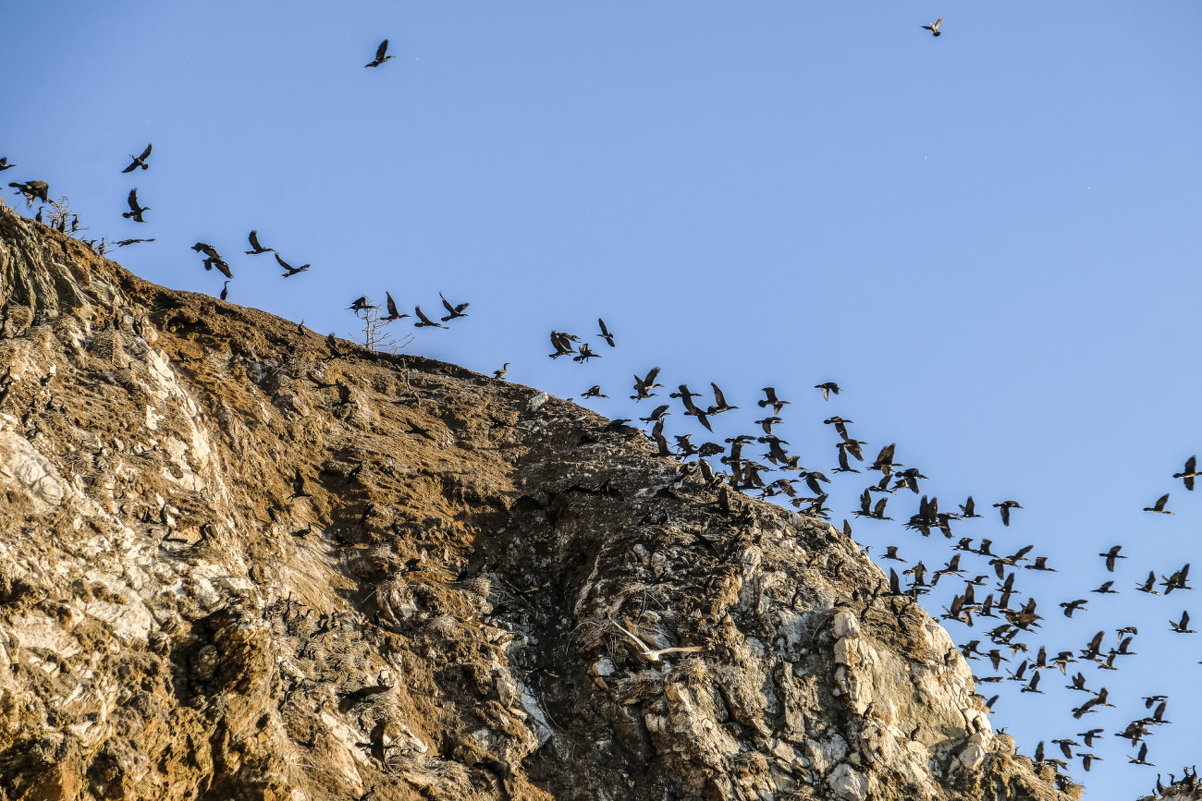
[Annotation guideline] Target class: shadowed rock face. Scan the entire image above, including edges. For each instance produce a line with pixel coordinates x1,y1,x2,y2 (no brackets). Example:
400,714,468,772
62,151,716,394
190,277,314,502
0,202,1078,801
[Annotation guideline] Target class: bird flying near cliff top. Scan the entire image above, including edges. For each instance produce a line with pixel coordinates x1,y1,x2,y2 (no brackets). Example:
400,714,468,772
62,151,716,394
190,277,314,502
9,180,48,205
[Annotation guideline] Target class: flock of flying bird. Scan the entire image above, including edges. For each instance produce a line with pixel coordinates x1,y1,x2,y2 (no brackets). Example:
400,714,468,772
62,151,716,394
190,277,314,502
4,21,1198,795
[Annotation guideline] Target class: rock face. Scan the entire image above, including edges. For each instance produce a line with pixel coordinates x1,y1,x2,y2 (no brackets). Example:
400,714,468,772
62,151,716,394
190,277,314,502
0,203,1078,800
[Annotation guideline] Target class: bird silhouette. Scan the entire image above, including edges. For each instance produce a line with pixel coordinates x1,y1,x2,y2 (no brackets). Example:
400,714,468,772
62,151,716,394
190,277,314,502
121,143,152,173
815,381,841,400
381,292,408,321
597,318,616,347
274,253,309,277
245,230,275,254
192,242,232,278
0,157,14,171
414,306,448,329
9,180,49,205
921,17,944,36
365,40,394,68
1173,455,1199,490
122,188,149,222
1144,493,1172,514
993,500,1021,526
439,293,470,322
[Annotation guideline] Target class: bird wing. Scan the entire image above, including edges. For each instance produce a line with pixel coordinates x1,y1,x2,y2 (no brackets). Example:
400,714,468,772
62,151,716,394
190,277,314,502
377,40,390,60
932,17,943,29
1157,493,1170,509
127,189,138,209
386,292,400,317
1188,455,1197,473
440,293,456,314
274,253,291,270
644,367,660,385
249,230,263,250
609,618,651,651
138,143,153,160
598,318,610,336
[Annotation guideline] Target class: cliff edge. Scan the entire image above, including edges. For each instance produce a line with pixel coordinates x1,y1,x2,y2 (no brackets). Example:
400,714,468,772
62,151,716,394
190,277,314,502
0,204,1076,800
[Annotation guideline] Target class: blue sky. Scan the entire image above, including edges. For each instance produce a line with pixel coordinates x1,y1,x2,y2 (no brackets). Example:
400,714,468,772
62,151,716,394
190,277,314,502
4,3,1202,797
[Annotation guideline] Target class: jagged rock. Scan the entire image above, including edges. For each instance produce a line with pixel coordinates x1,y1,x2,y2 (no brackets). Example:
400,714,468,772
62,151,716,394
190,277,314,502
0,203,1080,800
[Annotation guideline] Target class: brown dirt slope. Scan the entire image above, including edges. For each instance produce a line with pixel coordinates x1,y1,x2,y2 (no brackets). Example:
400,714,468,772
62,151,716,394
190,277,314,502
0,203,1077,800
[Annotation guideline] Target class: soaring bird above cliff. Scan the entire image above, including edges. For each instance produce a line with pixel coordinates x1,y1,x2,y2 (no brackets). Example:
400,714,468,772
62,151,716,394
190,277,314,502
365,39,394,67
1143,493,1172,514
0,157,14,171
9,180,49,205
414,306,448,329
608,617,702,662
382,291,407,321
921,17,944,36
121,143,153,173
192,242,232,278
631,367,663,400
581,385,607,398
439,293,470,322
122,189,149,222
274,253,309,277
245,230,275,254
114,238,155,247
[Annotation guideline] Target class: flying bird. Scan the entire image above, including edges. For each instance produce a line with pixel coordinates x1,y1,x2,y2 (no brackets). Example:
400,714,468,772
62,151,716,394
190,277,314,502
9,180,49,205
192,242,231,278
122,188,149,222
0,157,14,171
581,385,607,398
348,296,374,313
597,318,616,347
414,306,448,329
114,238,155,247
365,39,394,68
814,382,841,400
245,230,275,254
1173,455,1199,490
274,253,309,277
921,17,944,36
759,387,790,415
121,143,153,173
1099,545,1126,572
1169,610,1195,634
608,617,702,662
439,293,470,322
631,367,663,400
993,500,1022,526
382,291,408,321
1143,494,1172,514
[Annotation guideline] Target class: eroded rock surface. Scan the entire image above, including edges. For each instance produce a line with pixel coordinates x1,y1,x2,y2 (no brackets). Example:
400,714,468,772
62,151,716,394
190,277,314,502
0,204,1078,800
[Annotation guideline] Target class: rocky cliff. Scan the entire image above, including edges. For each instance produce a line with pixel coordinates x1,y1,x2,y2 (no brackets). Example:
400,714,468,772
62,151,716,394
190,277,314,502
0,202,1076,801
